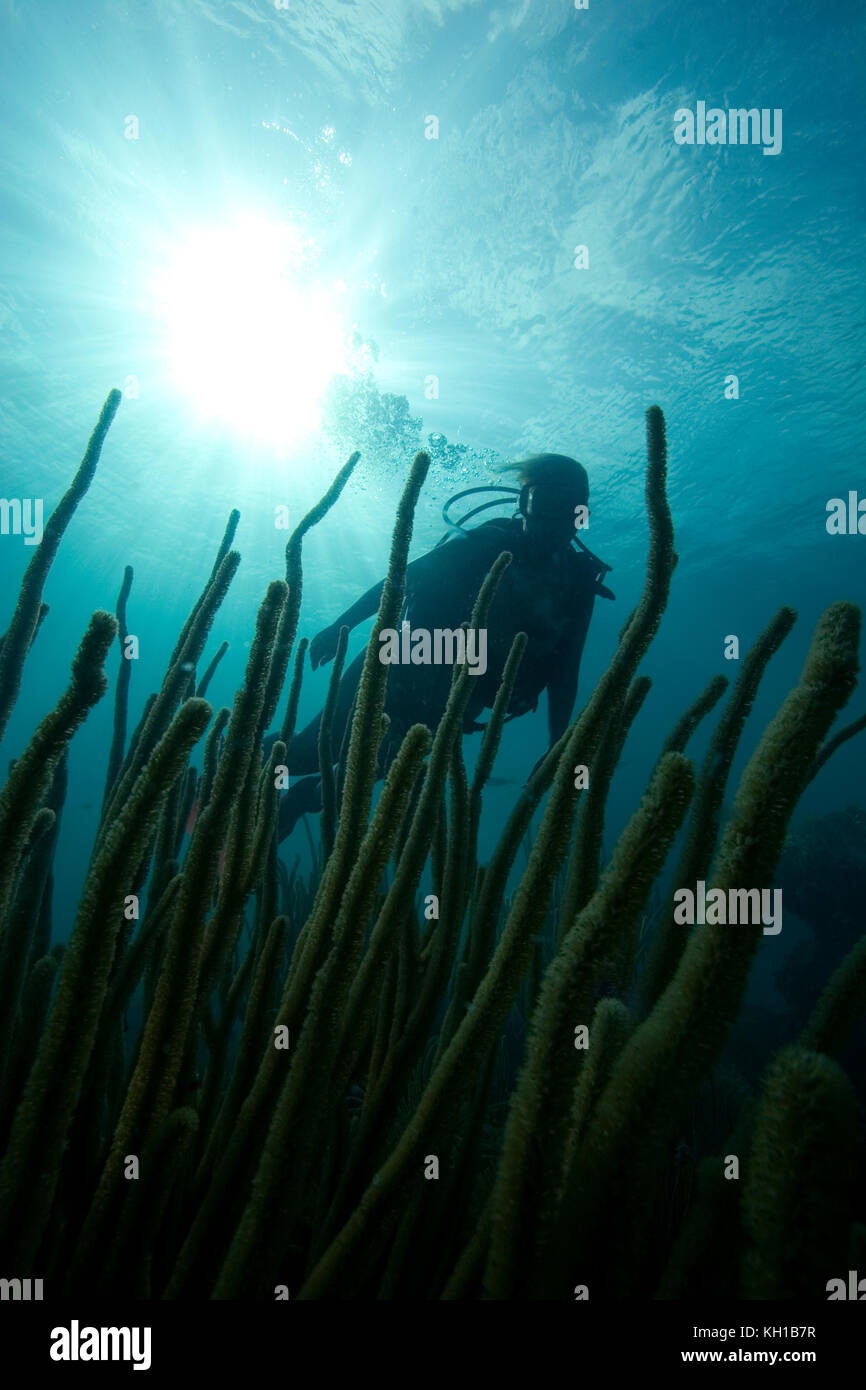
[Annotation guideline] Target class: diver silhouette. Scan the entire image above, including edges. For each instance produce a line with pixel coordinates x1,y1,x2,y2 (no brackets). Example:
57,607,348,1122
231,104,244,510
272,453,614,842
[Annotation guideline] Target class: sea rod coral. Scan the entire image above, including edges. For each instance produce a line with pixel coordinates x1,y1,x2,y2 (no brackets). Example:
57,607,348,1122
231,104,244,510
0,391,862,1301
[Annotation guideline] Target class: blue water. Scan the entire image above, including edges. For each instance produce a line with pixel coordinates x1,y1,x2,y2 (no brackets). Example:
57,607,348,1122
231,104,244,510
1,0,864,978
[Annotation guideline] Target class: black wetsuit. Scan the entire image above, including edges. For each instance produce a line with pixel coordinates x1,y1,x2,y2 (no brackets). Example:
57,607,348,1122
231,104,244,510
275,518,602,840
388,518,596,740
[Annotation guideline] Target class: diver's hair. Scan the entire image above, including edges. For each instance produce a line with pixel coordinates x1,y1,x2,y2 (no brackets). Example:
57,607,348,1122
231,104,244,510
496,452,589,502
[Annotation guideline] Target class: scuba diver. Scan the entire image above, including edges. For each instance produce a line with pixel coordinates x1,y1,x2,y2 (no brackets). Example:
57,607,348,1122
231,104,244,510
273,452,614,842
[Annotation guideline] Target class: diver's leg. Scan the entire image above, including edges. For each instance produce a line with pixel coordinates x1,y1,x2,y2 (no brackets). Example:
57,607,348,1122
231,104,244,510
286,650,367,774
274,651,368,840
280,717,321,776
279,720,405,844
277,774,323,842
265,650,367,776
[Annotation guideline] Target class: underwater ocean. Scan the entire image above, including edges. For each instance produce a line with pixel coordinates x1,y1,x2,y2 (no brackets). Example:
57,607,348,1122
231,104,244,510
1,0,865,1348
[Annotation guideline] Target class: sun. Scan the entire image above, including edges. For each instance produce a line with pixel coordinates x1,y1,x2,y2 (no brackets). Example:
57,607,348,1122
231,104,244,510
153,215,349,444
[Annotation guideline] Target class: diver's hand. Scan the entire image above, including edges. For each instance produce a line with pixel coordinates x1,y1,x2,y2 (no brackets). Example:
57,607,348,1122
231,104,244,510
310,623,341,670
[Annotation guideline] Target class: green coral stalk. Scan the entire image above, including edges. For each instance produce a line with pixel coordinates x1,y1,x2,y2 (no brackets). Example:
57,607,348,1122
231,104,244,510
0,389,121,747
101,564,134,815
318,624,350,859
261,451,360,738
102,551,240,828
167,509,239,671
558,672,652,938
642,607,797,1010
0,807,56,1101
212,721,432,1296
297,405,676,1299
0,696,211,1270
656,1154,742,1299
801,929,866,1059
0,949,62,1135
99,582,285,1158
279,636,308,747
164,456,431,1296
485,751,694,1299
314,558,513,1242
196,639,229,699
806,709,866,785
741,1047,860,1298
553,601,860,1297
196,914,289,1192
656,673,728,761
0,611,117,937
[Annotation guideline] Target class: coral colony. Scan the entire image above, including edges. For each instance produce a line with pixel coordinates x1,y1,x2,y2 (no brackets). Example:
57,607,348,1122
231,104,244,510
0,392,863,1299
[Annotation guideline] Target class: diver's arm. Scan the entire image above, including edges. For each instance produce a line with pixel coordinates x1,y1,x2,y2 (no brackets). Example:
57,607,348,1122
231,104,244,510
336,579,386,630
310,579,385,668
546,592,594,745
310,540,473,669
